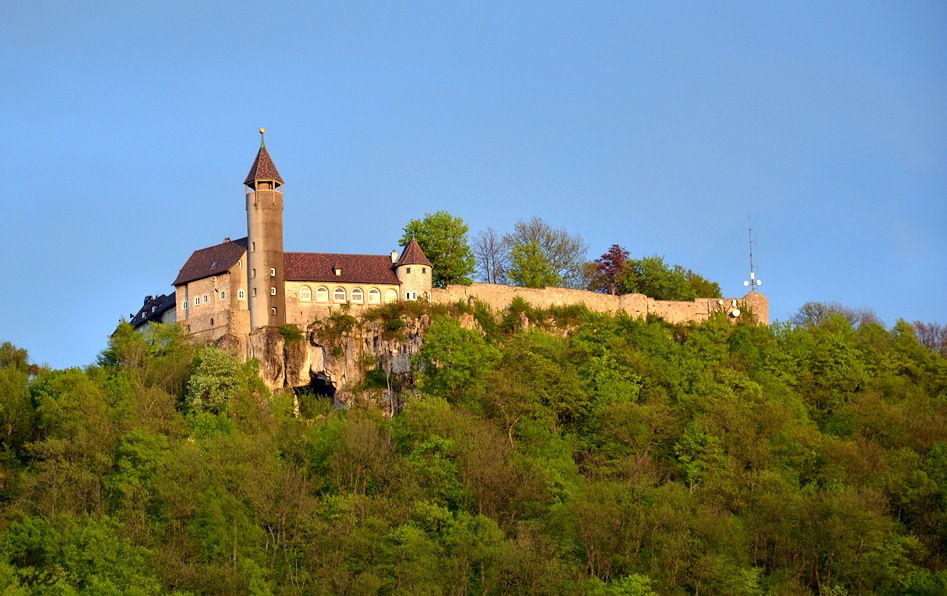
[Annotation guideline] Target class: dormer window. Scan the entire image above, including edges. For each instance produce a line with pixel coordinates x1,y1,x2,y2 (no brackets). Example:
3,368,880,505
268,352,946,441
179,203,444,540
333,266,342,276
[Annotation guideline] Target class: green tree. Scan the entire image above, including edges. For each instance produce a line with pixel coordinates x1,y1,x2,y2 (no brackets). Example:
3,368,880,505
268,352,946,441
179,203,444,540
185,347,259,415
508,240,562,288
416,316,500,403
504,217,589,288
619,255,720,300
400,211,476,288
0,515,161,593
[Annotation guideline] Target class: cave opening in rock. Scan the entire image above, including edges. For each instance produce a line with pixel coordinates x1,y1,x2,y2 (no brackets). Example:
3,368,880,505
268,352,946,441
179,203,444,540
305,373,336,399
294,373,337,417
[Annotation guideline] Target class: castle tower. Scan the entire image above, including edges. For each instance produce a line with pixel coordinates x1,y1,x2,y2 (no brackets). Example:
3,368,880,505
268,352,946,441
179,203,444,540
394,238,434,300
245,129,286,330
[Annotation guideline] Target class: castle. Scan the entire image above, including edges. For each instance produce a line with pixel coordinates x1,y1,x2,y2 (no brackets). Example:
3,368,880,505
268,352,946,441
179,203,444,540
131,131,768,370
131,130,434,360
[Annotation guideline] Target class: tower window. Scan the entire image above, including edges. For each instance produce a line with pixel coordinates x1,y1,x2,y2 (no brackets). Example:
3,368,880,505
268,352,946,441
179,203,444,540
252,288,257,297
251,242,256,251
252,269,256,278
422,267,427,274
270,267,276,277
270,286,277,296
271,307,277,315
407,267,411,274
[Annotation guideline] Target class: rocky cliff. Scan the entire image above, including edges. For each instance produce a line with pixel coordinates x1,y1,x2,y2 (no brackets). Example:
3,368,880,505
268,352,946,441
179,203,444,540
248,312,431,415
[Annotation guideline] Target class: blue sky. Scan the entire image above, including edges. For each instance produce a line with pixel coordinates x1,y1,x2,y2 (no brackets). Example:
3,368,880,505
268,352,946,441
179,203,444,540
2,1,945,369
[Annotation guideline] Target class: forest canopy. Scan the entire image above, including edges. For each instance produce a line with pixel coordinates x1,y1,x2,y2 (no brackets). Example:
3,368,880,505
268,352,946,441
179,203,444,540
0,302,946,594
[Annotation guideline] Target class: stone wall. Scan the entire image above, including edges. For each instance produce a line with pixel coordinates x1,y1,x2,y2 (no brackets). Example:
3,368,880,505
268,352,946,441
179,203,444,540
432,283,768,325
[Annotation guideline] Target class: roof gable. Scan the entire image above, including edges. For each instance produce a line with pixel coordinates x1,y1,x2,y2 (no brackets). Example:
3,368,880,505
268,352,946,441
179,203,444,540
173,238,248,286
284,252,400,285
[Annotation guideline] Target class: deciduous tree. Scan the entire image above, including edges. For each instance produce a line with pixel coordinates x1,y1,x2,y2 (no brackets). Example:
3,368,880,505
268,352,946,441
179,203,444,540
508,240,562,288
587,244,630,295
504,217,589,289
400,211,476,288
473,227,510,284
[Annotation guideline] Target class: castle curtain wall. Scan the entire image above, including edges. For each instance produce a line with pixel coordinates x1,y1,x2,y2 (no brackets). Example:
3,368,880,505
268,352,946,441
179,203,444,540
433,283,769,326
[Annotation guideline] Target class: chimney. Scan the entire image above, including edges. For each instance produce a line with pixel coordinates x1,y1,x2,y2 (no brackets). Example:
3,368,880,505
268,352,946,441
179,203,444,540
390,250,398,263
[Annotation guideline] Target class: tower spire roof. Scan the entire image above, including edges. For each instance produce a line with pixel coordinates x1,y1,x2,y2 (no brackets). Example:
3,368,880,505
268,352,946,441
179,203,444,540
244,128,283,185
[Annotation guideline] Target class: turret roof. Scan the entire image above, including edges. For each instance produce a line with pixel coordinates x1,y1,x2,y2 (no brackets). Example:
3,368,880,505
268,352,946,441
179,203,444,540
394,238,433,268
244,134,283,185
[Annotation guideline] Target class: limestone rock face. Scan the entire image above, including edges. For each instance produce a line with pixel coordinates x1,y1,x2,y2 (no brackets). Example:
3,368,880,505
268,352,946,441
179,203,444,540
249,327,285,390
253,314,430,414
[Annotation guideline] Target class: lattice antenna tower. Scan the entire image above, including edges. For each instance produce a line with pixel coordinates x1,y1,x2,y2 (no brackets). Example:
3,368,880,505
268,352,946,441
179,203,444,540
744,214,762,292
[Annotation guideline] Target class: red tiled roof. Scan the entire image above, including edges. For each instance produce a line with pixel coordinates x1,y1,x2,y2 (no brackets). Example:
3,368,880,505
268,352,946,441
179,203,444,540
395,238,433,267
173,238,248,286
284,252,400,285
244,145,283,185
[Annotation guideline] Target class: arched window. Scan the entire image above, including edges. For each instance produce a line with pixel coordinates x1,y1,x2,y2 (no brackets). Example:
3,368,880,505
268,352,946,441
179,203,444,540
334,287,346,303
384,289,398,303
368,288,381,304
299,286,312,302
351,288,364,303
316,287,329,302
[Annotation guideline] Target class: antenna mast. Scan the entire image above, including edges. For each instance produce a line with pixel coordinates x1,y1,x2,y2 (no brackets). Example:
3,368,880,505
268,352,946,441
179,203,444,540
744,214,762,292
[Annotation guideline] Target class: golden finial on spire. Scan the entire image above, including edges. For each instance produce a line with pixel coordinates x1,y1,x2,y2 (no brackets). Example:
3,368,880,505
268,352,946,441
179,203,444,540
259,128,266,147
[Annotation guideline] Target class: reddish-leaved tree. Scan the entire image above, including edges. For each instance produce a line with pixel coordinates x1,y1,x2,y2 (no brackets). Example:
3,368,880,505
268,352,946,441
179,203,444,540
587,244,630,295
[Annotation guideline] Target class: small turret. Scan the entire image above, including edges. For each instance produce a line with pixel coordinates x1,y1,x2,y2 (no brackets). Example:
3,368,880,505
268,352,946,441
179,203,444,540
393,238,433,300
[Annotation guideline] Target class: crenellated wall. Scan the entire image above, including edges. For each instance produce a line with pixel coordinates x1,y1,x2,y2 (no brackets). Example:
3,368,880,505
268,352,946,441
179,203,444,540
432,283,768,325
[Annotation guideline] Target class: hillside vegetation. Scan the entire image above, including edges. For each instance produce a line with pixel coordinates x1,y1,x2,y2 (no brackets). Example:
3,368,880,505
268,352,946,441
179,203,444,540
1,303,946,594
